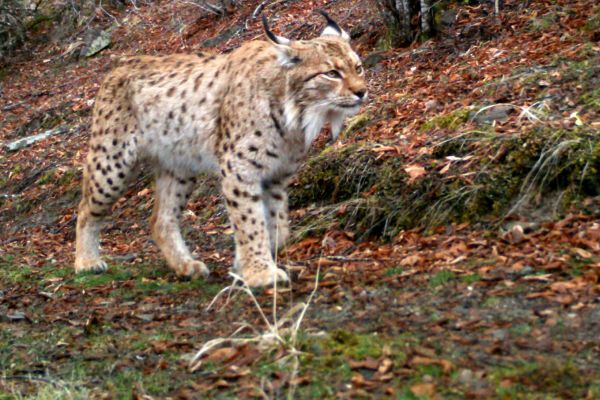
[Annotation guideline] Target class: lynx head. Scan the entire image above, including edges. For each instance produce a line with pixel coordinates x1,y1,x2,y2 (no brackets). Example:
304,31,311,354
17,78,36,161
262,11,367,147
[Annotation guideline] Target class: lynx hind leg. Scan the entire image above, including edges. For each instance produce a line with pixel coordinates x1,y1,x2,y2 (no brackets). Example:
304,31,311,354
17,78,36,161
75,169,108,274
74,137,137,274
75,82,139,274
150,172,208,279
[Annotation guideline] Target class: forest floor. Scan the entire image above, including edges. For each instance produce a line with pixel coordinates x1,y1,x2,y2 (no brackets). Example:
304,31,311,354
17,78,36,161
1,0,599,399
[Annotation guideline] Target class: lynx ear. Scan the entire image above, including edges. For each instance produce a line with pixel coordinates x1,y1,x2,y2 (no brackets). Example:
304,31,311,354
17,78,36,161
262,15,300,66
317,9,350,41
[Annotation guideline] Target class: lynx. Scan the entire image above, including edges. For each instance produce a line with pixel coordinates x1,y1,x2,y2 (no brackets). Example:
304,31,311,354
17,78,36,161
74,11,367,287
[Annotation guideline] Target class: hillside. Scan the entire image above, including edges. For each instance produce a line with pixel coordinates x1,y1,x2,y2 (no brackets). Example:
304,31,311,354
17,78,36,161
1,0,599,398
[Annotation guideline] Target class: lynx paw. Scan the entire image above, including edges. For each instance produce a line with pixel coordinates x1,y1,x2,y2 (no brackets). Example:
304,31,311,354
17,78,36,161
176,260,209,279
240,266,289,288
74,258,108,274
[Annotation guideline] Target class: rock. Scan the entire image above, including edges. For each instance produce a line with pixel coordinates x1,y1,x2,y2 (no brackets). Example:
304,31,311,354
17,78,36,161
82,29,112,58
457,369,474,385
492,329,507,340
202,25,242,48
363,51,386,68
5,126,68,152
424,99,441,113
504,223,525,243
473,104,512,124
5,310,27,322
440,10,456,27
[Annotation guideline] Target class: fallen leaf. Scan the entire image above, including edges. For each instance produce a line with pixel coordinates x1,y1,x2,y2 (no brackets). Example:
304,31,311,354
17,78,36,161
411,382,436,397
404,164,426,184
573,248,592,259
400,254,422,266
206,347,239,364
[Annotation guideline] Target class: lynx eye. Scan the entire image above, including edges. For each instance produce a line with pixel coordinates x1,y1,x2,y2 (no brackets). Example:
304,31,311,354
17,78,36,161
324,70,342,79
355,64,364,75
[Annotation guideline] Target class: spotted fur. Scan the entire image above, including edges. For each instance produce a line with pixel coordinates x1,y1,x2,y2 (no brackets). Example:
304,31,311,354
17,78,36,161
74,13,367,287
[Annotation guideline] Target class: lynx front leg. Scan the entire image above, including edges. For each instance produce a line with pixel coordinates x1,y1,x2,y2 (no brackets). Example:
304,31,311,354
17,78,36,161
151,172,209,279
263,182,290,257
222,175,288,287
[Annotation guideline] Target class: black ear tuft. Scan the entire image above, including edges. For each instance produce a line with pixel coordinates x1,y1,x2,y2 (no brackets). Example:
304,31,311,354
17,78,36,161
316,9,343,35
262,14,281,45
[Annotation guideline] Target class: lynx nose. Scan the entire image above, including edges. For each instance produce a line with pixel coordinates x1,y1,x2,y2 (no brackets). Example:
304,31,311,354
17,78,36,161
354,90,366,99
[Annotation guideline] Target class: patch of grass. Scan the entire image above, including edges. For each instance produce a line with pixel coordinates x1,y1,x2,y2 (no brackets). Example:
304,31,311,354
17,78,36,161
530,13,558,32
326,330,384,360
483,296,501,308
491,360,590,398
130,331,173,351
397,390,428,400
291,331,415,397
583,9,600,33
384,266,404,277
509,323,532,336
429,270,456,287
6,381,90,400
73,269,131,287
132,275,220,296
416,364,444,379
461,273,480,284
0,258,33,284
40,264,72,280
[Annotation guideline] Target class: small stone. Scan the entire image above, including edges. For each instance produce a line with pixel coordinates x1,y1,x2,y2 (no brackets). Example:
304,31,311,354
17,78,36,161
425,99,440,113
457,369,474,385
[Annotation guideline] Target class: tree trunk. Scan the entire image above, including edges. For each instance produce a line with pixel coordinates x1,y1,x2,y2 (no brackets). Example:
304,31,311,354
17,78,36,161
377,0,435,47
395,0,412,45
420,0,433,38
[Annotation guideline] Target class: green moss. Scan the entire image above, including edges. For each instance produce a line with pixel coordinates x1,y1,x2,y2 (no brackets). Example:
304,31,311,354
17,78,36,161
483,296,500,308
491,360,589,398
58,168,79,186
0,257,33,284
340,112,371,140
325,331,385,360
291,331,414,398
291,144,379,206
429,270,456,287
385,266,405,277
530,13,558,32
37,168,56,185
0,66,10,81
583,9,600,33
74,269,132,287
461,274,480,284
420,108,472,132
291,122,599,241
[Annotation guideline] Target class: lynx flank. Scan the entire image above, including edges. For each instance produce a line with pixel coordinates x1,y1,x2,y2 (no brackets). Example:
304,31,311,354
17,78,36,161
74,12,367,287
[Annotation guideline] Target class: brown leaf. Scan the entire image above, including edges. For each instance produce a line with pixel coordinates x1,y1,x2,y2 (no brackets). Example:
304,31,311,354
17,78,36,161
206,347,239,364
410,382,436,397
378,358,393,374
404,164,426,184
410,355,453,373
349,357,379,370
573,248,593,259
400,254,422,266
